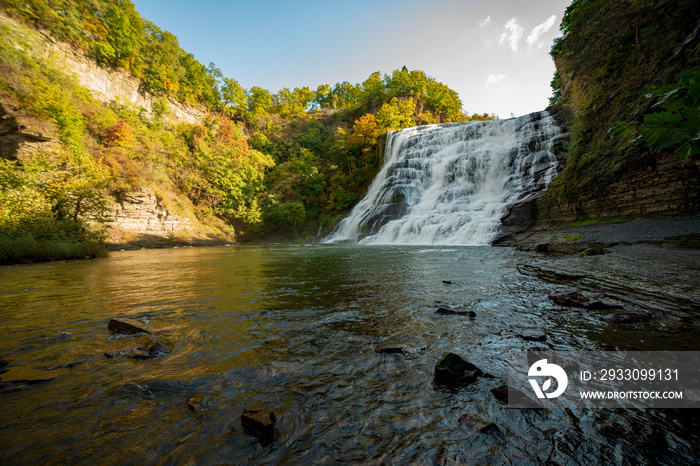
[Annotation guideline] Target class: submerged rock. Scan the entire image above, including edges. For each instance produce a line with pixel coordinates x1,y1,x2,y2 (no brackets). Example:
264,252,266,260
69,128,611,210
374,344,406,354
108,319,151,335
241,402,276,444
435,307,476,317
491,385,509,403
602,312,647,324
459,413,499,433
434,353,483,385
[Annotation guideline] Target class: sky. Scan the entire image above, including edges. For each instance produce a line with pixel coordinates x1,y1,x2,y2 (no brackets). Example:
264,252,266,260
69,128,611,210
130,0,572,118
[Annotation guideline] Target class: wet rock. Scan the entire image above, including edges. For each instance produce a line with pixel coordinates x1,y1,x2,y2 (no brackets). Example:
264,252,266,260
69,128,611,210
187,395,211,414
647,319,687,333
434,353,483,385
443,280,453,285
435,307,476,317
148,341,172,355
518,330,547,342
534,243,549,253
548,292,589,308
582,246,606,256
491,385,509,403
601,312,647,324
108,318,151,335
374,344,405,354
459,413,499,433
128,346,152,359
241,402,276,444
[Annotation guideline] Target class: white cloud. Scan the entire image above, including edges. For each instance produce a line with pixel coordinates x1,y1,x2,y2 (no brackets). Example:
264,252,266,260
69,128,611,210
486,73,507,84
527,15,557,48
499,18,524,52
477,16,491,27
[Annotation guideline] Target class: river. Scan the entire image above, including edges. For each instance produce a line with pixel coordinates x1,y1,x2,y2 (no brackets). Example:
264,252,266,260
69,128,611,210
0,244,698,464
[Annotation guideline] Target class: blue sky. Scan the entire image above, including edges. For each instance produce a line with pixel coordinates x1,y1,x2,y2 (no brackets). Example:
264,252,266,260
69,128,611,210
130,0,571,118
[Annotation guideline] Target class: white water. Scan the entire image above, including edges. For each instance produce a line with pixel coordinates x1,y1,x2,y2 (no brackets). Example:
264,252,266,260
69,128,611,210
323,111,562,245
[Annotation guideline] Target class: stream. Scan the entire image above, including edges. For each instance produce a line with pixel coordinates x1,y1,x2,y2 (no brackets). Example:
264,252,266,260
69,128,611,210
0,244,698,464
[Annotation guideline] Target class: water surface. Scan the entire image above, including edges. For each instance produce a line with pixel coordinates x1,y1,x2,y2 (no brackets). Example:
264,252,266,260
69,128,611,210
0,245,697,464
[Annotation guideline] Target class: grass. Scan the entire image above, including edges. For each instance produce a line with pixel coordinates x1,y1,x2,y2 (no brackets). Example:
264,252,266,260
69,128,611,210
0,233,108,265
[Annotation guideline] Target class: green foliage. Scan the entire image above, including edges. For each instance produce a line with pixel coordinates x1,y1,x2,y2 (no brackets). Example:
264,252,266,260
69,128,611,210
610,66,700,159
262,196,306,235
546,0,700,203
0,232,108,264
0,1,486,243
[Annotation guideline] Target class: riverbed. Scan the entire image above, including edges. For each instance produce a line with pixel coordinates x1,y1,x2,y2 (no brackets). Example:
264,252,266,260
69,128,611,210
0,244,698,464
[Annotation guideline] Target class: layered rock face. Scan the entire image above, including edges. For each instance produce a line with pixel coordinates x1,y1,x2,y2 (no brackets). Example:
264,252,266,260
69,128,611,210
108,192,192,236
0,12,205,126
539,148,700,224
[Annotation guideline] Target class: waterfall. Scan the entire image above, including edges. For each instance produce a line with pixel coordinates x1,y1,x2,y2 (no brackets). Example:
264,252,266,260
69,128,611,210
323,111,562,245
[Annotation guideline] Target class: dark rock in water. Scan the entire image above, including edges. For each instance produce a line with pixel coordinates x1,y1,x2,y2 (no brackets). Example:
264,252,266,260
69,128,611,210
584,301,623,311
104,349,128,359
374,344,405,354
443,280,453,285
127,346,152,359
187,395,207,413
534,243,549,253
108,318,151,335
582,246,606,256
491,385,509,403
549,292,622,311
148,341,172,356
434,353,483,385
602,312,647,324
435,307,476,317
518,330,547,342
241,402,276,444
459,413,499,433
548,292,589,308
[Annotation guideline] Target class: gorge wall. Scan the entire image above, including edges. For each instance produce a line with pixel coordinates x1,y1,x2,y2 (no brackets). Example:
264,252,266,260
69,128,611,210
533,0,700,226
0,11,203,240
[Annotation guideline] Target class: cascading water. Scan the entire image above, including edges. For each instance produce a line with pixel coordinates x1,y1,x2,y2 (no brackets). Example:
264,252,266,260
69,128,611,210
323,111,563,245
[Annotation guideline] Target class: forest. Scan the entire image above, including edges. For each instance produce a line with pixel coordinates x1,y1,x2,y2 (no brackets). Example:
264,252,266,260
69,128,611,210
0,0,497,262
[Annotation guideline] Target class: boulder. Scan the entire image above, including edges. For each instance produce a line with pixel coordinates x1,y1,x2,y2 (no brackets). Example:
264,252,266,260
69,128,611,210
241,402,276,444
434,353,483,385
108,319,151,335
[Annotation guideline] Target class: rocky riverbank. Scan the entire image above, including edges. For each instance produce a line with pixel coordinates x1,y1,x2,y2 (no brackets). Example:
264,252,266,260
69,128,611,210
498,215,700,254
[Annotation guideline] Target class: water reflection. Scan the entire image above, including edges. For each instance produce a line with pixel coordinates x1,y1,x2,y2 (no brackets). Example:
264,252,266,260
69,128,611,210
0,245,698,464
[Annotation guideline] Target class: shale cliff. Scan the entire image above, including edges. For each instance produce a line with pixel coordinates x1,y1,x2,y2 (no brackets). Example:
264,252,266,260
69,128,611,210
0,10,222,245
537,0,700,225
